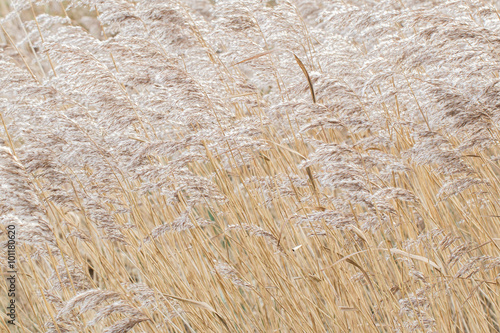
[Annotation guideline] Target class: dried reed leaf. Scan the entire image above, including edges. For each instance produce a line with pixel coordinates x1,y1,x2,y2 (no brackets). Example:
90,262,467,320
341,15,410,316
389,248,445,273
232,50,274,66
293,54,316,103
162,294,229,331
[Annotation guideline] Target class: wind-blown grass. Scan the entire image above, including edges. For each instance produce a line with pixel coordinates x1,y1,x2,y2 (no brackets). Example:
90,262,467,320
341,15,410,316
0,0,500,332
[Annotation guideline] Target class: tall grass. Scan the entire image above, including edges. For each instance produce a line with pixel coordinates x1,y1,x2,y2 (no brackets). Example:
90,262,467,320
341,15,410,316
0,0,500,332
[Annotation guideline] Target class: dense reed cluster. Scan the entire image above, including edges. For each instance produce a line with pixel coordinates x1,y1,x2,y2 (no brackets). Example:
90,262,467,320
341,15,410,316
1,0,500,331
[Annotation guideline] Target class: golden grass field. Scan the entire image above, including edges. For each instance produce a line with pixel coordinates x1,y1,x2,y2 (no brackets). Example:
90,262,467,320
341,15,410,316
0,0,500,332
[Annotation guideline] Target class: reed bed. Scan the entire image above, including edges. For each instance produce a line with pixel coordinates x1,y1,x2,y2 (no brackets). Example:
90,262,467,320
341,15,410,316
0,0,499,332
